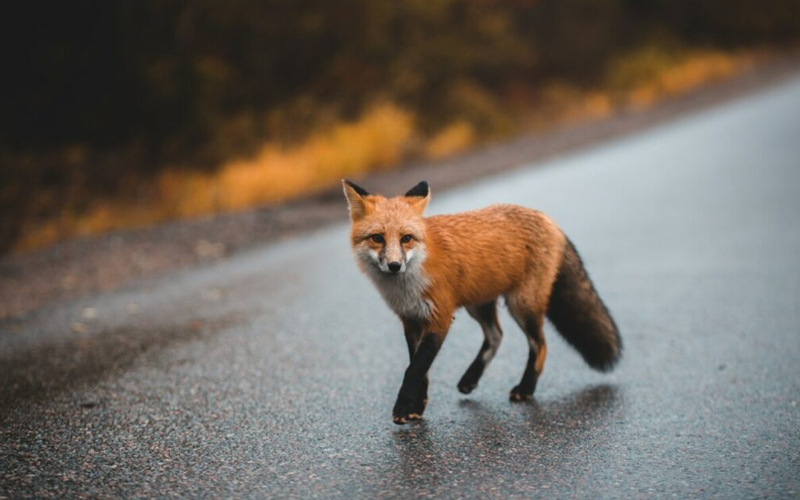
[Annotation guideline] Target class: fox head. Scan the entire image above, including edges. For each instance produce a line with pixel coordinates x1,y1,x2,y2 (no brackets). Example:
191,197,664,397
342,179,430,276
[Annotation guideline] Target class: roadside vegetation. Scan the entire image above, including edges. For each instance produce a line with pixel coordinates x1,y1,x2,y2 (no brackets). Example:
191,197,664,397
2,1,798,252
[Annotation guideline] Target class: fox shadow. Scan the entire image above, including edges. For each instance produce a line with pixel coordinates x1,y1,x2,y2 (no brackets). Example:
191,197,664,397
386,384,622,485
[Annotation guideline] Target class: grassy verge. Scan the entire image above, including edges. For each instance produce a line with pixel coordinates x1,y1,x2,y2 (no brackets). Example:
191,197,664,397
14,47,762,252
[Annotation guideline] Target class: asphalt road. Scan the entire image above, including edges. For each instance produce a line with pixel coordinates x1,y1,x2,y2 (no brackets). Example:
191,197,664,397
2,76,800,499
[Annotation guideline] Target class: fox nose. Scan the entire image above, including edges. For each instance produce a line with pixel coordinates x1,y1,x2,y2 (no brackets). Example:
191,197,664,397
388,261,402,273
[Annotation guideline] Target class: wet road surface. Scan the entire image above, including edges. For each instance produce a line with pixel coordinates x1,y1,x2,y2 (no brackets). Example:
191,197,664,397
2,76,800,498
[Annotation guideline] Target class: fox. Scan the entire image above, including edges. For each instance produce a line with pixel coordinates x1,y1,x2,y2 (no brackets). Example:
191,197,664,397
342,179,621,424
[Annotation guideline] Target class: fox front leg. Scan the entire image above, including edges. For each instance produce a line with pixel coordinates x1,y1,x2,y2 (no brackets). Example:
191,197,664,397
392,333,443,424
403,320,429,409
393,313,452,424
392,303,453,424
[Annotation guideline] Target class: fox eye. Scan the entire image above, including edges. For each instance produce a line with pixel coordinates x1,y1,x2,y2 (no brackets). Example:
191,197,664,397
400,234,413,244
370,234,385,244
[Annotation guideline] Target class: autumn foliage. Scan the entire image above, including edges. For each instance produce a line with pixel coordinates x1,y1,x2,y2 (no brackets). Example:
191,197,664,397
1,0,798,251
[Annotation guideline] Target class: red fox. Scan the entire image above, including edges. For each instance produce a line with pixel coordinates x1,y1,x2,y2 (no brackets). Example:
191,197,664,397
343,179,621,424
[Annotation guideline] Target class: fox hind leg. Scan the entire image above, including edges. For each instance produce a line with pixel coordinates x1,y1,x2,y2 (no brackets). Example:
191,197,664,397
506,297,547,401
458,301,503,394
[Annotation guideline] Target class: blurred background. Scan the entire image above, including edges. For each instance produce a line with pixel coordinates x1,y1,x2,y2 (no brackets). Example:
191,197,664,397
2,0,799,254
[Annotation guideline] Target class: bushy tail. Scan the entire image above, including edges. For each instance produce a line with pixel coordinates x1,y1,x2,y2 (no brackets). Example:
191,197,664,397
546,237,622,372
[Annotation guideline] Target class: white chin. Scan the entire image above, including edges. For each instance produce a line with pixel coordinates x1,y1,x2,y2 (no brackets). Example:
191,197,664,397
379,267,404,274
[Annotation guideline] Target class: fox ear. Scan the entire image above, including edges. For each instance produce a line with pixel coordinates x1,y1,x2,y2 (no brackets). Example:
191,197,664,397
342,179,373,221
404,181,430,214
405,181,429,198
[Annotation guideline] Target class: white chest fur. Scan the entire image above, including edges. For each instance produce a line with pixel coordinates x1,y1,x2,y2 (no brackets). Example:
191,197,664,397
365,267,433,320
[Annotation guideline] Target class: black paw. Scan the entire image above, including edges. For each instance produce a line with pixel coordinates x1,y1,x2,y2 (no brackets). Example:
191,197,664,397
457,380,477,394
458,363,483,395
509,385,534,402
392,397,426,425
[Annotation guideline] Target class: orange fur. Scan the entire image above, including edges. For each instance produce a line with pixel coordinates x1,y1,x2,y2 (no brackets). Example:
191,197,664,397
421,205,566,329
343,179,620,421
344,179,566,335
